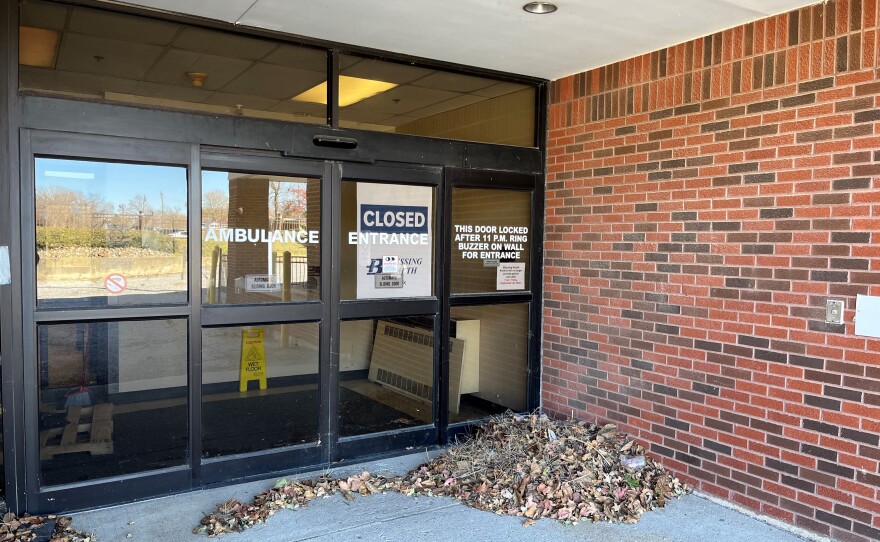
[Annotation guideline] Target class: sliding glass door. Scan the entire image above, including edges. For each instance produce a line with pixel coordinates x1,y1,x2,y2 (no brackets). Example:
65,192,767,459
17,131,540,512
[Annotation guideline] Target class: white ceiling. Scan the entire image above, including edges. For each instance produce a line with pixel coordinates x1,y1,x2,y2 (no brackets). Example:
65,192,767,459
103,0,818,80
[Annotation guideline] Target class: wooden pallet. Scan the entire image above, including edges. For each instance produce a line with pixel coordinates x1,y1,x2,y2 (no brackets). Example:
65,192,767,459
40,404,114,460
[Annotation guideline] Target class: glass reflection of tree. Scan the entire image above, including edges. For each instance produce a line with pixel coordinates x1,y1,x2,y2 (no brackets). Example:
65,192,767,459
202,190,229,227
269,181,307,231
35,186,112,229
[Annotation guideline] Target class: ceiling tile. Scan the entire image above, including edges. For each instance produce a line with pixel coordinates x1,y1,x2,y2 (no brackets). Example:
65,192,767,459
383,115,420,128
173,27,278,61
69,5,180,45
262,44,327,70
21,0,69,30
146,49,253,90
106,0,817,79
221,63,326,100
19,65,57,89
410,71,497,93
404,93,485,119
340,56,434,84
345,84,461,115
472,82,531,98
56,33,165,80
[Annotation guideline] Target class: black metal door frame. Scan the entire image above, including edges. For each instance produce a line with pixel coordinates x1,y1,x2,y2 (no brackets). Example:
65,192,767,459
14,132,460,511
194,150,329,486
333,161,444,462
441,168,544,442
19,130,196,511
0,0,24,515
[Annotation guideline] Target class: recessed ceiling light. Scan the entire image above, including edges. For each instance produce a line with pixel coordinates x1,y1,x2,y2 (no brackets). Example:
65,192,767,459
19,26,60,68
523,2,557,14
292,76,398,107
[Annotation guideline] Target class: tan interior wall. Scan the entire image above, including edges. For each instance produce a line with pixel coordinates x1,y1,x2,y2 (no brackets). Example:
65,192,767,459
396,88,536,147
340,320,374,372
452,304,528,411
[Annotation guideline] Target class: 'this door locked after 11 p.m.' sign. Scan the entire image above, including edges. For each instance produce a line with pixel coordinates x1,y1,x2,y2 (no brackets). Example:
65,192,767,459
351,185,433,299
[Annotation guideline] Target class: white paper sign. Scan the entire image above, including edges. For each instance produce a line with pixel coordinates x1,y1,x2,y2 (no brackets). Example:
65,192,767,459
353,184,432,299
496,262,525,290
855,294,880,338
0,246,9,285
245,274,281,292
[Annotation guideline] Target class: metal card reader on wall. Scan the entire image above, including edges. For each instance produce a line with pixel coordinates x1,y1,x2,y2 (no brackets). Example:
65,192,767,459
825,299,844,325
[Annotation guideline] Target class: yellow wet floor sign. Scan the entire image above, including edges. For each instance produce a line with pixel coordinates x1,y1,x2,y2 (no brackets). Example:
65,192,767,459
239,329,267,392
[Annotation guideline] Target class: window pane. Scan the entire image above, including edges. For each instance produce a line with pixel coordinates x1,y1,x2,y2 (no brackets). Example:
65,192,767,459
451,188,531,294
35,158,188,308
202,323,319,457
340,181,434,300
20,0,328,124
340,317,434,437
202,172,320,304
38,319,188,486
450,304,528,423
338,55,536,146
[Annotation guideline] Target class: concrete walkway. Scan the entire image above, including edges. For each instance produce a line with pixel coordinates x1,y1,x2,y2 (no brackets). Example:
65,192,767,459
73,452,811,542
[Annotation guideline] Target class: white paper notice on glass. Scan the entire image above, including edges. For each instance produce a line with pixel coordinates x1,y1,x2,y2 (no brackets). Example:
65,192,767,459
496,262,525,290
355,184,433,299
855,294,880,338
0,246,10,285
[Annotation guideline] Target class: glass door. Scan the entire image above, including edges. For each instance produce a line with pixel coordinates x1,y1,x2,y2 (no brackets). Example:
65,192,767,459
197,156,444,471
443,168,542,439
18,133,539,511
21,131,194,511
334,163,442,459
197,151,327,483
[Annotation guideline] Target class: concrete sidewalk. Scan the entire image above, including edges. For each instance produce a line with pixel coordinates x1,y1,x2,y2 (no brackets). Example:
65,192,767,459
73,452,812,542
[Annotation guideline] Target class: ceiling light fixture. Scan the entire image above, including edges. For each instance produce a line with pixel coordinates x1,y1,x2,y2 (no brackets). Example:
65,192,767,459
292,76,398,107
523,2,557,14
187,72,207,88
19,26,60,68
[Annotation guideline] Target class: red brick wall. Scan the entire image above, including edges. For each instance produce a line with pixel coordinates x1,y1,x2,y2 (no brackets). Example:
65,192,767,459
543,2,880,540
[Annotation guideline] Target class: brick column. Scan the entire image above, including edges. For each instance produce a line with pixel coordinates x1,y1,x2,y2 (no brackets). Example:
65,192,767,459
226,173,270,303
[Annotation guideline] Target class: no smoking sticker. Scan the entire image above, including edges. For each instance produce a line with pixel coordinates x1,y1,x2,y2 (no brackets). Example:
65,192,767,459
104,273,127,294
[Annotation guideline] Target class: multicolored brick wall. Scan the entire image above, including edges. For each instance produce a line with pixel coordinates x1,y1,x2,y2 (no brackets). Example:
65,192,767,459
543,1,880,540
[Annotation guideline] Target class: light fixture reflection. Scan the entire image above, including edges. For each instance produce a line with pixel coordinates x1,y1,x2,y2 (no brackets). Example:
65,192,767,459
19,26,60,68
292,76,398,107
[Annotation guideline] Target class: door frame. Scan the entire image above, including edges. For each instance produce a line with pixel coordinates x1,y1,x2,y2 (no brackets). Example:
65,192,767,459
442,168,543,441
333,161,444,462
20,130,195,511
10,93,544,512
195,150,330,485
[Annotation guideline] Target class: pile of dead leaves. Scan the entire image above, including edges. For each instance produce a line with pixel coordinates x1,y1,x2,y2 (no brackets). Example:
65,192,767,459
0,513,92,542
393,414,689,524
195,413,689,536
